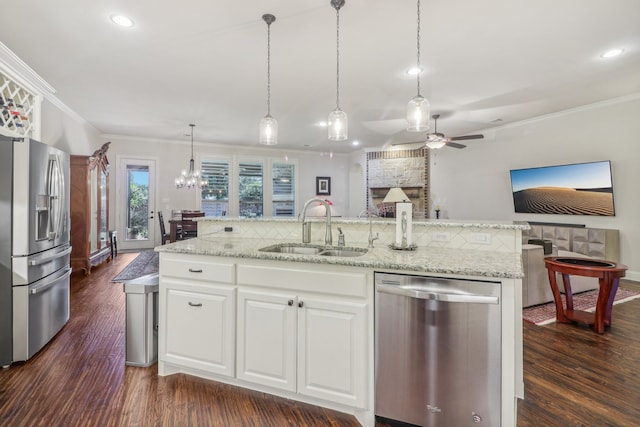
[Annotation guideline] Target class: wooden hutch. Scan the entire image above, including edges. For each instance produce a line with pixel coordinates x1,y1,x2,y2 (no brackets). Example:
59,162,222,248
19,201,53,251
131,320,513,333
70,142,111,274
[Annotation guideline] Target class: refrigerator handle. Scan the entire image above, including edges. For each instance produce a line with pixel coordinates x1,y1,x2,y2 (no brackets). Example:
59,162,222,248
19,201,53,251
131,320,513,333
28,246,73,266
376,283,499,304
47,153,65,241
29,267,72,295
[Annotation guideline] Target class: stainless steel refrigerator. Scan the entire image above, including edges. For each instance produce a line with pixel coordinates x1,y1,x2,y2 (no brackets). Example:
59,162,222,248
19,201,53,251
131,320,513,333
0,135,71,366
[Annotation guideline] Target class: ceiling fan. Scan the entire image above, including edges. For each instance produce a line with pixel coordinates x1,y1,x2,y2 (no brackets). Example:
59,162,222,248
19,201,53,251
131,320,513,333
392,114,484,149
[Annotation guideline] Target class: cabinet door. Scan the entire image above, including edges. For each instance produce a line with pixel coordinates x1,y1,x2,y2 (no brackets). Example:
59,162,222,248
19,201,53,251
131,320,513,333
237,289,297,392
163,283,235,377
297,297,367,408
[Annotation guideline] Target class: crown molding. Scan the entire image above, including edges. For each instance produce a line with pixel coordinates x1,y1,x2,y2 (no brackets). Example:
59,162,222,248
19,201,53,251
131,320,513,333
0,42,86,124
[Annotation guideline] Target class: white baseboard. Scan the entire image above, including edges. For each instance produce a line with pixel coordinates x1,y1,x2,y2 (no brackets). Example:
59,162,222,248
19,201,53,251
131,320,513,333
625,270,640,282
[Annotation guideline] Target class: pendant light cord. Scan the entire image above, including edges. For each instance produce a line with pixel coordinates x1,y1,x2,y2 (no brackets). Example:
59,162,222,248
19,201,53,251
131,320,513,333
335,6,341,110
190,124,195,160
416,0,421,97
266,20,272,116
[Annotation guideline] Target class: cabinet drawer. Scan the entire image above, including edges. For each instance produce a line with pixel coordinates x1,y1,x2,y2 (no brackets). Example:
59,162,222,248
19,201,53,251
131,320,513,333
237,264,368,298
160,253,234,283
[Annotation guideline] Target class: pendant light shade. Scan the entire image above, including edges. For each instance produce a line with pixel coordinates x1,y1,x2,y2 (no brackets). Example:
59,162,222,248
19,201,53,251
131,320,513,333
259,13,278,145
406,95,430,132
406,0,430,132
328,108,347,141
328,0,347,141
175,124,208,189
259,115,278,145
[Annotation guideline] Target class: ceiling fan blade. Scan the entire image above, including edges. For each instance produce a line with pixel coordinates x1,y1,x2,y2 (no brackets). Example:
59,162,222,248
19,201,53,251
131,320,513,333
391,140,425,147
446,141,467,149
450,134,484,141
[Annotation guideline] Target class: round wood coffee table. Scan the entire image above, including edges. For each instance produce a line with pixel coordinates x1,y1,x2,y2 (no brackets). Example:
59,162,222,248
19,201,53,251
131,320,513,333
544,256,628,333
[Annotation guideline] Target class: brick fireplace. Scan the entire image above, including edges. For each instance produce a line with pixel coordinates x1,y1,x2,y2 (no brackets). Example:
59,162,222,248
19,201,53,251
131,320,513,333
366,148,430,218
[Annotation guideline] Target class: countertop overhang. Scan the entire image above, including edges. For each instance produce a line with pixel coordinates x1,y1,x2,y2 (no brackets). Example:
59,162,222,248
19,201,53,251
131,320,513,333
156,234,524,279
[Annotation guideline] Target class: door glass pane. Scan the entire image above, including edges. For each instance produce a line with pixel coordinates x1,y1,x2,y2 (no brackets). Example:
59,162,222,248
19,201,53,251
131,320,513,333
99,171,108,246
126,165,149,240
201,160,229,217
272,163,295,217
90,168,98,251
239,162,263,218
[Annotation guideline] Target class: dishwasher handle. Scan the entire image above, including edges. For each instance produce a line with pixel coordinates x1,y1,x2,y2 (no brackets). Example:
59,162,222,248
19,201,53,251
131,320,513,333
376,283,499,304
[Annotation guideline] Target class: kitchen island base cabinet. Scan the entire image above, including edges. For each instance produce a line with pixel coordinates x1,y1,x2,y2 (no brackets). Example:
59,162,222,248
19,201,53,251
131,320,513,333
237,289,367,408
158,254,373,426
158,254,236,378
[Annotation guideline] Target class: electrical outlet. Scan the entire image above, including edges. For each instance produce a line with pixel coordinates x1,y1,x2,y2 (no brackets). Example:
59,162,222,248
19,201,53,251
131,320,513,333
471,233,491,244
224,226,239,233
432,231,451,242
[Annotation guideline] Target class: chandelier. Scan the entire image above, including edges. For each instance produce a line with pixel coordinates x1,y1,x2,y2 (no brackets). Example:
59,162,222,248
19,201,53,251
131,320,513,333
175,124,208,189
406,0,430,132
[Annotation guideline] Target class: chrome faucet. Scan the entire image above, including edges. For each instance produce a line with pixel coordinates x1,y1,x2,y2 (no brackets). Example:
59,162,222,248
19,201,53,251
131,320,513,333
368,213,380,248
300,198,332,245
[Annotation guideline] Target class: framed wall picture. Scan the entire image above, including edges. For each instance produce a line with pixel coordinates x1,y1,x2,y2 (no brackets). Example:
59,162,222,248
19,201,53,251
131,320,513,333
316,176,331,195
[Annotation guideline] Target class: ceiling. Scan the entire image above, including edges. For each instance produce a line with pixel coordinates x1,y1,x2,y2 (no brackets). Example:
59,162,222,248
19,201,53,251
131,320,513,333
1,0,639,152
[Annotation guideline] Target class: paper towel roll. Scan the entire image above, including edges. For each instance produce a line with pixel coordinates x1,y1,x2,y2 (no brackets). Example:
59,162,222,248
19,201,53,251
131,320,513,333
395,203,413,247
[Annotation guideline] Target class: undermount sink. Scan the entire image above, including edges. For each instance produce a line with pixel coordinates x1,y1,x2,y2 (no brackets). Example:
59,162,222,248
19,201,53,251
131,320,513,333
259,243,367,257
318,249,367,257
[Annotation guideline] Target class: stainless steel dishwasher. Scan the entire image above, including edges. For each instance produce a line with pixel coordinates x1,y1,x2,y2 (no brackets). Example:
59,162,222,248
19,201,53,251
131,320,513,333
375,272,501,427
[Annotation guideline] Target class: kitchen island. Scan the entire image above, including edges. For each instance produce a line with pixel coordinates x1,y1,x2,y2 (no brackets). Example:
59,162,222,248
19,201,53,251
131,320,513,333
155,218,527,427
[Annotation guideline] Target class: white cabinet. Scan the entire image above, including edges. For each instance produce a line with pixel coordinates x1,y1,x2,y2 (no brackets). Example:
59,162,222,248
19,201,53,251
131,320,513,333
297,296,367,407
237,289,297,391
159,253,236,378
237,264,369,409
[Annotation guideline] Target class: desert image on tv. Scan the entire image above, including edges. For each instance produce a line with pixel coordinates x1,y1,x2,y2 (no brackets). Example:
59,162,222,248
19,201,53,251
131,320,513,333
513,187,614,215
510,161,615,216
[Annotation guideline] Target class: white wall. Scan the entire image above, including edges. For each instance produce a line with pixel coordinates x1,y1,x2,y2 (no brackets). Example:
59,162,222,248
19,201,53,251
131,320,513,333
40,99,100,154
104,135,351,236
429,95,640,278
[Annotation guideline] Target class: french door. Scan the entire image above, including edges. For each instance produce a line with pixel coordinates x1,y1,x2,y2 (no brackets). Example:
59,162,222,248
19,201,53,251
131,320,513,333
116,157,157,251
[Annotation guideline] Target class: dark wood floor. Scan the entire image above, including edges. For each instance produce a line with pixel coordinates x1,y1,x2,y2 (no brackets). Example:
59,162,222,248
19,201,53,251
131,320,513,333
1,253,639,426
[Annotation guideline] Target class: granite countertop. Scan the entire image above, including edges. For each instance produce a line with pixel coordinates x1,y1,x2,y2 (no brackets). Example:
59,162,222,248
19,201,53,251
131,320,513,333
156,233,524,279
195,216,531,230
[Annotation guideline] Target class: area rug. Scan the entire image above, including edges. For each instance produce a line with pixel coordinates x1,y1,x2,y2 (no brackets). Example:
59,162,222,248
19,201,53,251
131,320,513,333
112,251,159,282
523,287,640,325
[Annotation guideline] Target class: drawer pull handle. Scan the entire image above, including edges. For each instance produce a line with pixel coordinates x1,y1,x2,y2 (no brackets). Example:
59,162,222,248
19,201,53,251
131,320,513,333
288,299,294,306
188,302,203,307
188,268,203,273
298,301,304,308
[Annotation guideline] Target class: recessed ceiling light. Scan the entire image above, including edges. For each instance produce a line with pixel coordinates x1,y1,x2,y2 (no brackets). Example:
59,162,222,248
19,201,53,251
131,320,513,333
351,140,360,146
601,48,624,59
110,14,134,28
406,66,423,76
316,121,328,127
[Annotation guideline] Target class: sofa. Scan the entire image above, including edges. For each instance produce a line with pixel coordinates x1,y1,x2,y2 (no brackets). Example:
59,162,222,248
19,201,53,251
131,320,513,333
521,225,620,308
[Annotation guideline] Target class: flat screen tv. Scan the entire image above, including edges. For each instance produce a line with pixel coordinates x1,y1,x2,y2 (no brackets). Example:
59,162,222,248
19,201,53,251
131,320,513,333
510,160,615,216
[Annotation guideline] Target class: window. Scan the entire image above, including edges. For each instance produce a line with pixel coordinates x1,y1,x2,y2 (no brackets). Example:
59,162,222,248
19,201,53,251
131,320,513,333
238,161,263,218
272,162,295,217
199,157,297,218
125,165,150,240
201,160,230,217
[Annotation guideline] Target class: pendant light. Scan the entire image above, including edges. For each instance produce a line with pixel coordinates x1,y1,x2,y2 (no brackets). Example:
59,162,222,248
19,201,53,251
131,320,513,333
406,0,430,132
175,124,208,189
259,13,278,145
328,0,347,141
